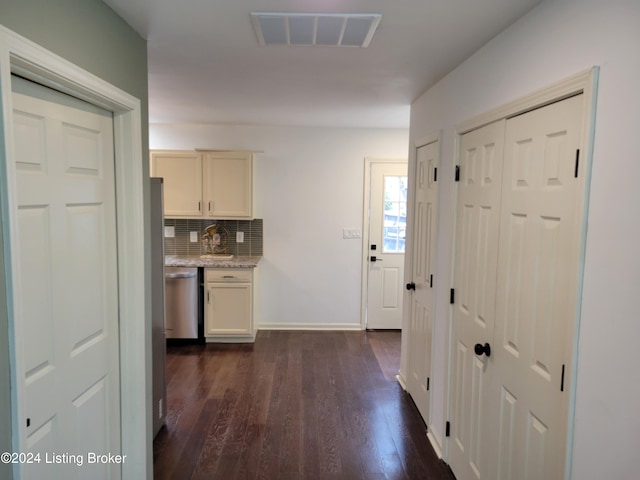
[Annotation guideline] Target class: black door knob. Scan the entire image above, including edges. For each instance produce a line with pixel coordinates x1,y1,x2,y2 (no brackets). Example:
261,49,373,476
474,342,491,357
406,282,416,291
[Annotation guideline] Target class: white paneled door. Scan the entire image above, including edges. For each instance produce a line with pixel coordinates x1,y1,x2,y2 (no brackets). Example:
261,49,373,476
11,75,121,479
366,162,407,329
405,140,439,422
492,94,584,480
449,94,585,480
449,120,506,480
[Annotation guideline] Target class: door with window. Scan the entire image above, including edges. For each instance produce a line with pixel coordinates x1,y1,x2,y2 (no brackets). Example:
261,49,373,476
366,162,408,329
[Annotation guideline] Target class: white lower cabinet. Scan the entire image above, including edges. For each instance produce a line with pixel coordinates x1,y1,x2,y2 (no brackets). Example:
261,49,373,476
204,268,254,342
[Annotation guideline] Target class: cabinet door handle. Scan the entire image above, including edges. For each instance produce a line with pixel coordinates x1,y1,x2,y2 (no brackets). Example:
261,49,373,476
207,290,210,304
208,201,212,212
198,201,201,212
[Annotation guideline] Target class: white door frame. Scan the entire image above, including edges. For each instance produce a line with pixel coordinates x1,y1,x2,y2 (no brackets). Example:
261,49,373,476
445,67,599,479
0,27,149,479
361,157,407,329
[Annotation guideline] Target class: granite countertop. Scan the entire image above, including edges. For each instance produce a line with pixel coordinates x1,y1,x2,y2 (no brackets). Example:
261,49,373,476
165,255,262,268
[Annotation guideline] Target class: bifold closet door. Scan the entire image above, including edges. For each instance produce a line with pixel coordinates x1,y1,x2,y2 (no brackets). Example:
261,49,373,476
449,120,505,480
449,93,585,480
491,94,584,480
11,75,121,479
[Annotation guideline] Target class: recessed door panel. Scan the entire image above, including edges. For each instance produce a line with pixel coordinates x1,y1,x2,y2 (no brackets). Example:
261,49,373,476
62,122,102,175
382,267,400,308
13,111,47,172
497,387,516,480
18,207,54,377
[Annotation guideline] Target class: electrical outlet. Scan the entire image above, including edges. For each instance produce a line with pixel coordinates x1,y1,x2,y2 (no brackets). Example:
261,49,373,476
190,231,198,243
164,226,175,238
236,231,245,243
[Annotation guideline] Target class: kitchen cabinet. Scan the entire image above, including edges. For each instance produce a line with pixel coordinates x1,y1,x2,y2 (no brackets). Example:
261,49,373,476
150,150,253,219
204,268,254,341
203,151,253,219
150,151,202,217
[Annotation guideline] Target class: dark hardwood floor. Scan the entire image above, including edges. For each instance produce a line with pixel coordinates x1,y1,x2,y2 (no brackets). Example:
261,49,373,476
153,330,453,480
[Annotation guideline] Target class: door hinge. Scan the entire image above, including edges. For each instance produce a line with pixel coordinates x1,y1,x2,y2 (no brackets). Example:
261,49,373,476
434,167,438,182
445,421,451,437
450,288,455,304
426,377,430,391
561,364,566,392
574,149,580,178
455,165,460,182
430,274,433,288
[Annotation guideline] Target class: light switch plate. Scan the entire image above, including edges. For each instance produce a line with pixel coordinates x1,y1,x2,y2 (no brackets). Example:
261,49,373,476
236,231,245,243
190,231,198,243
343,228,362,239
164,226,175,238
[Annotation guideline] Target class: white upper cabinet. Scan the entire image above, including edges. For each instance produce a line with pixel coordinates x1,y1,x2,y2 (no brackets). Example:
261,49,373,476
150,150,253,219
150,151,203,217
203,151,253,219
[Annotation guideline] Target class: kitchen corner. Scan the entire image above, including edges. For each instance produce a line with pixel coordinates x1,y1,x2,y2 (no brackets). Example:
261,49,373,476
150,149,263,347
163,219,263,346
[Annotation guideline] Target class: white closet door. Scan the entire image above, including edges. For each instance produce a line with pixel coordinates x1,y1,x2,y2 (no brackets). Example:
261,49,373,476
406,141,438,422
449,120,505,480
492,94,584,480
11,76,121,479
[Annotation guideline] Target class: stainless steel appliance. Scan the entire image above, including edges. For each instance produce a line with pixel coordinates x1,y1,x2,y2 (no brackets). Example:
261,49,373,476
150,177,167,437
165,267,199,339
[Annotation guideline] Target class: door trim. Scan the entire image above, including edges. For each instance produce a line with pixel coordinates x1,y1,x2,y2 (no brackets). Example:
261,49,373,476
361,157,407,330
445,67,599,480
0,26,148,479
457,68,598,135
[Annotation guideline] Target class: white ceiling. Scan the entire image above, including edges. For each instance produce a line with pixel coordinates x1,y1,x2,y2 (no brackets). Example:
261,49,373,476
103,0,542,128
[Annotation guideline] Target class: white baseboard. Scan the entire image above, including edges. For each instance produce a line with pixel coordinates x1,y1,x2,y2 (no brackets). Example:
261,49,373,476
396,373,408,390
258,322,363,331
205,334,256,343
427,430,444,459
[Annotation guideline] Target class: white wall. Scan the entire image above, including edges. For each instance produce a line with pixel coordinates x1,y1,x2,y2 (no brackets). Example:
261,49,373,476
407,0,640,477
150,124,409,328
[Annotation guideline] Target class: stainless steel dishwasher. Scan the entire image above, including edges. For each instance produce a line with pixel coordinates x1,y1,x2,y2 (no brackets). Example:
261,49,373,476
165,267,198,339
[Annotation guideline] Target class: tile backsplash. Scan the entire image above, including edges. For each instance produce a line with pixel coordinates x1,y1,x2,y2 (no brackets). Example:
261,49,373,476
164,218,263,257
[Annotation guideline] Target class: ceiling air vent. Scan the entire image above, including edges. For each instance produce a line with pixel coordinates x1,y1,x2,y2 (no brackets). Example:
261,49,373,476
250,13,382,47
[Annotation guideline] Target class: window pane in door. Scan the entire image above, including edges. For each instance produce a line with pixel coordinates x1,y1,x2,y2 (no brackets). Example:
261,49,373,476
382,175,408,253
